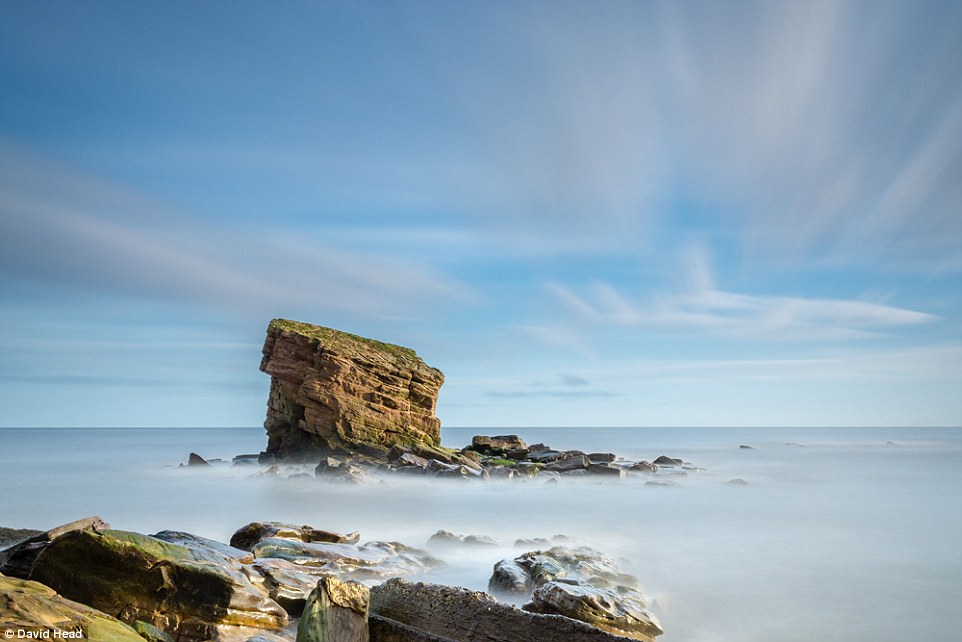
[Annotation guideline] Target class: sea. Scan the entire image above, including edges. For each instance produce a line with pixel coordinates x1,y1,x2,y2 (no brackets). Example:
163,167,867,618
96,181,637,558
2,426,960,642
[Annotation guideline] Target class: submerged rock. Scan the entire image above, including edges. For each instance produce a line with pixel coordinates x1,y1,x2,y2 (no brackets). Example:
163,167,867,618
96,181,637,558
259,319,444,460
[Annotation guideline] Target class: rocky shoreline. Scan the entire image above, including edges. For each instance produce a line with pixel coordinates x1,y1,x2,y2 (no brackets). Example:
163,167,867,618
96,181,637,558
1,516,662,642
187,432,702,487
2,320,695,641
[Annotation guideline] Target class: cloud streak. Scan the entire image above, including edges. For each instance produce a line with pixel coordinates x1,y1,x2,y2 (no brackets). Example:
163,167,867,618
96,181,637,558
0,143,470,321
544,247,938,342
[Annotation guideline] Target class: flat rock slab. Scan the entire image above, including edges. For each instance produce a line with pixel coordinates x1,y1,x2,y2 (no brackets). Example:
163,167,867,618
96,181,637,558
0,516,108,579
28,528,288,641
369,579,648,642
1,573,144,642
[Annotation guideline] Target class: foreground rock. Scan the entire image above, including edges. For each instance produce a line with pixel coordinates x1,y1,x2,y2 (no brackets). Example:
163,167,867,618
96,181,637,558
231,522,360,551
4,517,666,642
0,573,144,642
0,516,109,579
260,319,445,461
28,528,289,641
488,546,662,642
296,577,369,642
370,578,648,642
226,522,440,616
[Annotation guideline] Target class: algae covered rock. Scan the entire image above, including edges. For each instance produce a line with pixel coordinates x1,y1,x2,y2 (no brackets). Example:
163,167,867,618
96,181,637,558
0,573,144,642
526,581,663,642
230,522,360,552
296,576,369,642
370,578,645,642
28,528,288,641
260,319,444,460
488,546,662,642
0,516,108,579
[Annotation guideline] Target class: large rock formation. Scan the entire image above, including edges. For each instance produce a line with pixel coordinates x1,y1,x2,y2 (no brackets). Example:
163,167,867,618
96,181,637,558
260,319,444,460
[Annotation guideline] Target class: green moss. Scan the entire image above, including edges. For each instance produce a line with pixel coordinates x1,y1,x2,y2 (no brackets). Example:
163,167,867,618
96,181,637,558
487,458,517,467
269,319,418,361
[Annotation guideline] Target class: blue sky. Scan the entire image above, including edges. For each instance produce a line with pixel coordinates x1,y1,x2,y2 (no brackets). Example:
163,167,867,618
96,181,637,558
1,0,960,428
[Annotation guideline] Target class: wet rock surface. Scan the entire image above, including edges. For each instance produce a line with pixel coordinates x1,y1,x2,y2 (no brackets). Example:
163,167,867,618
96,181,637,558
370,578,648,642
0,573,145,642
2,517,666,642
296,576,369,642
0,516,109,580
488,546,662,642
28,528,289,641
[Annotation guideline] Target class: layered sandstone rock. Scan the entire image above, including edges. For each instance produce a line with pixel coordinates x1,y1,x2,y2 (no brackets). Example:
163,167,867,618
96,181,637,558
260,319,444,460
0,573,145,642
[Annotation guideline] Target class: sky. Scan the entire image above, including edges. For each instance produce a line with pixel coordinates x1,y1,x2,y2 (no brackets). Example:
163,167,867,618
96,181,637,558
1,0,961,429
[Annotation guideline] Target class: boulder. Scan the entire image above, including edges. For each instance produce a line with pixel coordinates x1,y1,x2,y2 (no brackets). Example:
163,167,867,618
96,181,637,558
426,531,499,548
525,581,663,642
0,572,144,642
370,579,647,642
586,464,626,478
651,456,682,467
259,319,444,460
587,453,617,464
469,435,527,455
487,547,660,641
296,576,369,642
230,522,360,552
251,539,441,584
28,528,288,641
251,558,328,615
526,450,563,463
488,559,532,596
188,453,212,467
0,516,109,579
546,454,590,473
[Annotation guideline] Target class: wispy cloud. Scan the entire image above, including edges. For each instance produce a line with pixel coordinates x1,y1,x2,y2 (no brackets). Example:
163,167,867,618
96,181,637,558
584,344,962,384
544,246,938,342
0,143,471,321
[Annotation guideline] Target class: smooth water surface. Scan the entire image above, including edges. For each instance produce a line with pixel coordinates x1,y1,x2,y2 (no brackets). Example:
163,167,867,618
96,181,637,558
2,426,960,642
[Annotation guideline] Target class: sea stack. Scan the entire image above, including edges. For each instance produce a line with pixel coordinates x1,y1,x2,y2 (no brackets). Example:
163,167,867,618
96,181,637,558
259,319,444,460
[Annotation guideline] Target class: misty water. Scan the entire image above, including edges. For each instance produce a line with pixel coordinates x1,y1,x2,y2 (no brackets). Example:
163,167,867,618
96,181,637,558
2,426,960,642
